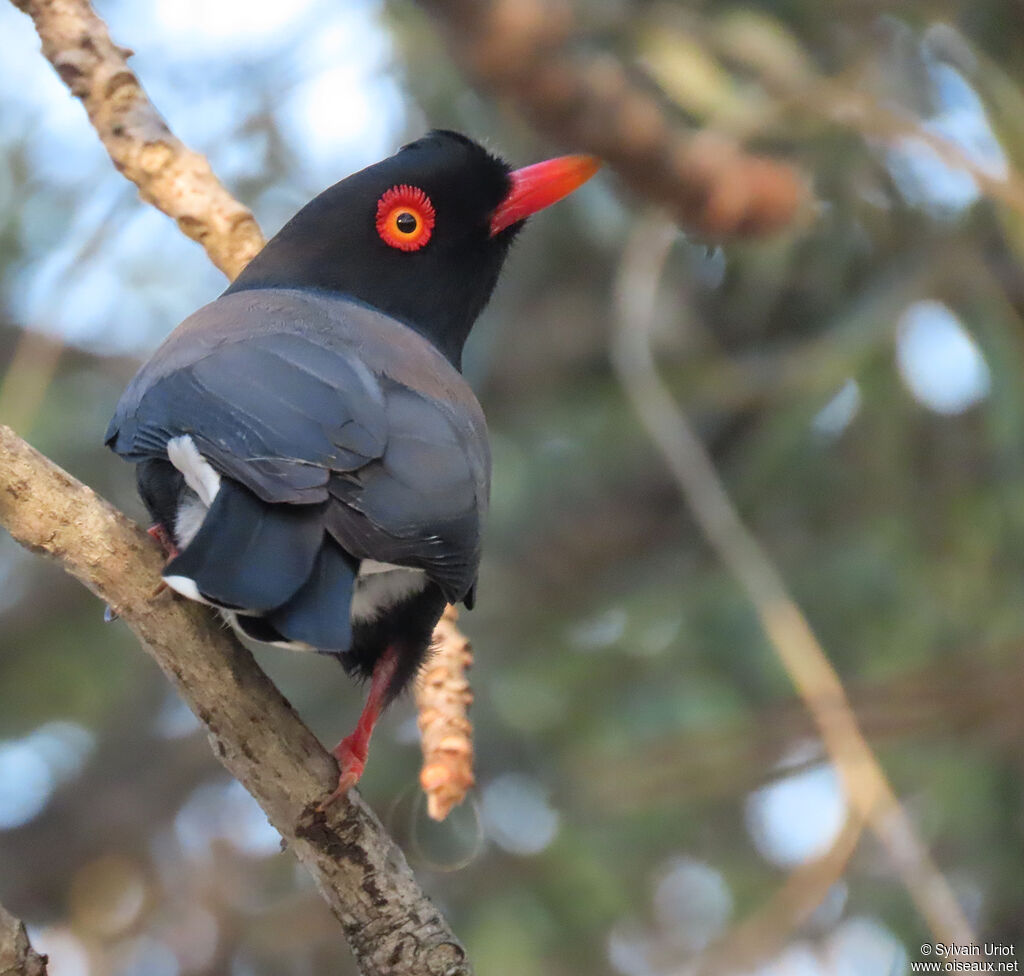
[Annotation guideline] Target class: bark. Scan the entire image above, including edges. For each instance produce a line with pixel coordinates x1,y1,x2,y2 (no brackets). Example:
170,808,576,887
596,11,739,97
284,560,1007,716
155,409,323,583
9,0,479,822
10,0,264,279
0,426,471,976
0,902,47,976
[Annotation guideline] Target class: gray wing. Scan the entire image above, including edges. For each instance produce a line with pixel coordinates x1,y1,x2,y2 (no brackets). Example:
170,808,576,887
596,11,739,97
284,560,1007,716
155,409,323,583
106,290,489,602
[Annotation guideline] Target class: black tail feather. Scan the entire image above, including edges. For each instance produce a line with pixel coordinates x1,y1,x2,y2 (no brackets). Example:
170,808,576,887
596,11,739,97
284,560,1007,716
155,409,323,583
266,539,357,652
165,480,324,611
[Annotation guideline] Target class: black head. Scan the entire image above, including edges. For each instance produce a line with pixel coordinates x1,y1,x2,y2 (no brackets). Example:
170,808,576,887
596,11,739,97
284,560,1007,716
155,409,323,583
227,131,598,367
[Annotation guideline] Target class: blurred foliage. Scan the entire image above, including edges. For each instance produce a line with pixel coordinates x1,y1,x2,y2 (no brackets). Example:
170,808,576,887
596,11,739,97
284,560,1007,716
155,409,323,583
2,0,1024,973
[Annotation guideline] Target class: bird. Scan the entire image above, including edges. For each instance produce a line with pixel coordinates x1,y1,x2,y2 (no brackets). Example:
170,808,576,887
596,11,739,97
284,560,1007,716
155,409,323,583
105,130,599,804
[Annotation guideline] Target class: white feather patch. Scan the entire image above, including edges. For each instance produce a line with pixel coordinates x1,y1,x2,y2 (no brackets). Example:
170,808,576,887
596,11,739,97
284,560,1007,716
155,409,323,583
167,435,221,507
163,574,208,603
351,563,427,622
164,436,221,604
174,493,208,550
360,559,409,576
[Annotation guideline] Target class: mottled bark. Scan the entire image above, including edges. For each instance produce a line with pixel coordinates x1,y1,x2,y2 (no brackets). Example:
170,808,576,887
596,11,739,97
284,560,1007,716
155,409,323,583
0,426,471,976
11,0,264,278
0,902,47,976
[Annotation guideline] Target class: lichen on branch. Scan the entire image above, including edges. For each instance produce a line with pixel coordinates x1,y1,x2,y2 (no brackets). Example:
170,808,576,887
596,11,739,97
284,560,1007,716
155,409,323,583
0,425,472,976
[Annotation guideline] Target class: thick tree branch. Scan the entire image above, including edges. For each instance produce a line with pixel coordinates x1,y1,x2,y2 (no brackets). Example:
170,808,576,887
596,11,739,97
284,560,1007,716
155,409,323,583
416,0,809,237
8,2,478,967
11,0,264,279
0,426,470,976
10,0,477,822
0,901,47,976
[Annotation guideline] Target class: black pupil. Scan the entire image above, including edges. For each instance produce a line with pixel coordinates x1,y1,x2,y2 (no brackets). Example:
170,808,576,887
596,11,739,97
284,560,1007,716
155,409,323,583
396,212,417,234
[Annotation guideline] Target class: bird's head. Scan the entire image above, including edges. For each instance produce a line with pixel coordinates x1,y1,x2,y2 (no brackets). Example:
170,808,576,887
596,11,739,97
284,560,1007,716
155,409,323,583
228,130,600,367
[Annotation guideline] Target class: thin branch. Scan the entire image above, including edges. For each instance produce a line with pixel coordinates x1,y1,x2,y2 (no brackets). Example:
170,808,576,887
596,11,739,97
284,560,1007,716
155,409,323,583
736,45,1024,220
0,426,470,976
0,901,47,976
610,214,975,946
13,0,478,815
415,0,809,237
694,810,866,975
11,0,264,279
0,330,62,436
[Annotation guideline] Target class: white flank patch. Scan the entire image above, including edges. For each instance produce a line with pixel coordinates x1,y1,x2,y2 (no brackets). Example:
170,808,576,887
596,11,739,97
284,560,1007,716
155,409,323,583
174,493,208,550
163,436,221,606
163,574,208,603
359,559,409,576
351,564,427,622
167,435,221,506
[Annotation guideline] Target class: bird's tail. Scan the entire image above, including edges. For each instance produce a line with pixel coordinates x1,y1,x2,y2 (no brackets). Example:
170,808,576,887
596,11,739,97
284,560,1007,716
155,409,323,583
163,479,356,652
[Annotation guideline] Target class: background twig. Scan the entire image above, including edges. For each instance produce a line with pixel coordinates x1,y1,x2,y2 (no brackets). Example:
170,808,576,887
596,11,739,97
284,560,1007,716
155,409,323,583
611,214,975,945
0,330,63,436
416,0,809,236
694,810,866,974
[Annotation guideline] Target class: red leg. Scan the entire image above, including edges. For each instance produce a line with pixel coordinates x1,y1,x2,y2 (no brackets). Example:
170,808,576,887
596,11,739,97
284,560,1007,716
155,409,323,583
147,523,179,559
320,648,400,809
147,523,179,597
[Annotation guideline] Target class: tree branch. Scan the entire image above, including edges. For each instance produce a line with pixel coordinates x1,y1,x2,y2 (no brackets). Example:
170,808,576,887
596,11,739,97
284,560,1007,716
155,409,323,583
0,901,47,976
0,426,470,976
611,215,975,946
415,0,809,237
10,0,478,825
695,809,866,975
11,0,264,279
7,1,479,968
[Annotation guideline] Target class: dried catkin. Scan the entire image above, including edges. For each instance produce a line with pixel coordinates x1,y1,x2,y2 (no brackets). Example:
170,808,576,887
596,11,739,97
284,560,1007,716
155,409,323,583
416,604,475,820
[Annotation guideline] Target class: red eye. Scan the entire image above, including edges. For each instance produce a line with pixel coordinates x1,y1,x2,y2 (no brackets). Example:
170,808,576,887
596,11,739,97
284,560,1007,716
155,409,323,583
376,185,435,251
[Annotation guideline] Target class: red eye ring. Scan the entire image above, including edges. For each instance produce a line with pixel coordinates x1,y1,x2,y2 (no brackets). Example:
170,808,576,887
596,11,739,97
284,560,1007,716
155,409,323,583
376,185,435,251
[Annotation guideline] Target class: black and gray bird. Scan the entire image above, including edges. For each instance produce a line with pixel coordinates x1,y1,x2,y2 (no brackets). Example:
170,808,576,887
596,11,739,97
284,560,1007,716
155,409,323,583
105,130,598,800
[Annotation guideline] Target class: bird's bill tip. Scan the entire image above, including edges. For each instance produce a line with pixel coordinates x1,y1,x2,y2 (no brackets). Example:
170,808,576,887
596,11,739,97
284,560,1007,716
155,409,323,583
489,154,601,236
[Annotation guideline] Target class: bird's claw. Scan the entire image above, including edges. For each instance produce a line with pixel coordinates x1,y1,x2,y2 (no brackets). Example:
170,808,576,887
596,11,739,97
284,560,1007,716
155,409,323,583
146,524,178,600
147,523,179,559
316,737,366,811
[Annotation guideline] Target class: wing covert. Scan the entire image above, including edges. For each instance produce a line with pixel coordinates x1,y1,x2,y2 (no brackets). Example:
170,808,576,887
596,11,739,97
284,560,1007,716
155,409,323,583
106,290,489,603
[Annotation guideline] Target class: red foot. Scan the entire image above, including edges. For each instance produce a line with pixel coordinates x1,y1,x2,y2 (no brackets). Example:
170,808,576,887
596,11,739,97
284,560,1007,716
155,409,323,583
320,735,368,808
147,523,179,559
317,648,399,811
148,524,179,599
